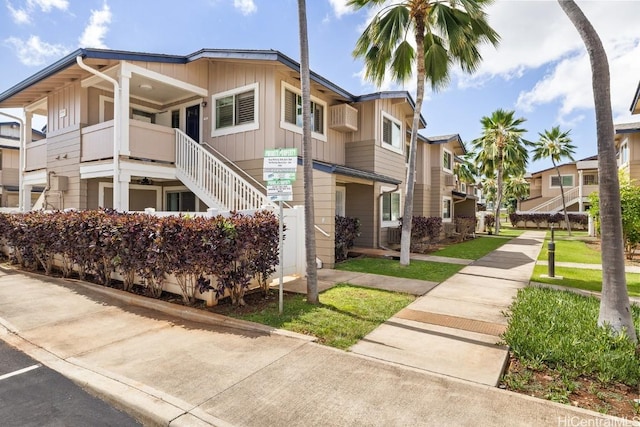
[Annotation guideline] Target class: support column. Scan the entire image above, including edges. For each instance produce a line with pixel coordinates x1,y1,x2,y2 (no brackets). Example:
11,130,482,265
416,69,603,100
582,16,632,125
114,173,130,211
22,185,32,212
578,170,584,212
118,67,131,156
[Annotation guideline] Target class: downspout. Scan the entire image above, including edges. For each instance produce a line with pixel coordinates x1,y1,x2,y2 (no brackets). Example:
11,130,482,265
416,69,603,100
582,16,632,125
0,112,25,212
75,56,122,210
377,183,401,250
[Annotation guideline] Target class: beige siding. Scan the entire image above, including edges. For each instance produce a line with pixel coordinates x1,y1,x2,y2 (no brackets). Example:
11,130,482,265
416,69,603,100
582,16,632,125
627,133,640,182
350,101,376,142
345,139,375,171
46,127,84,209
373,145,405,181
47,82,82,133
205,62,277,162
25,140,47,171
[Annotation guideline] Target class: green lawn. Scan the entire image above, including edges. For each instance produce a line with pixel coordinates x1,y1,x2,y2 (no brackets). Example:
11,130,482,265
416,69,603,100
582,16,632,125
532,265,640,297
335,257,463,282
493,228,526,238
231,284,415,349
544,229,590,240
433,236,513,259
537,240,602,264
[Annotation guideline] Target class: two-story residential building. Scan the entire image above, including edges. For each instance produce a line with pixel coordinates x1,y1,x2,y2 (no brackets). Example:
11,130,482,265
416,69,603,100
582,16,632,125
520,155,599,213
0,47,473,266
0,121,45,208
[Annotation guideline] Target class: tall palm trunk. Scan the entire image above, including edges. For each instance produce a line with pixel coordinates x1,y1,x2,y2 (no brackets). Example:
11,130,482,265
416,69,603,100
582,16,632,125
297,0,318,303
494,153,503,235
553,160,572,235
558,0,636,342
400,19,426,266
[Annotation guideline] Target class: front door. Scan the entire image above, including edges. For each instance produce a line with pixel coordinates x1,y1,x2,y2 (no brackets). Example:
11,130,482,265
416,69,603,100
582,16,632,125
186,104,200,142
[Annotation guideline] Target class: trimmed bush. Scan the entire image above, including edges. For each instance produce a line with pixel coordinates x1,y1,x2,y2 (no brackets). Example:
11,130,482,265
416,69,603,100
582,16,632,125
335,216,360,262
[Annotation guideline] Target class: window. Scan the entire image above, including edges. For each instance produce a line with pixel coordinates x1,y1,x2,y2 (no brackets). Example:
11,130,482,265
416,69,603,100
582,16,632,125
583,174,598,186
550,175,574,187
381,112,402,151
171,110,180,129
442,197,452,221
166,191,196,212
619,141,629,165
460,182,467,194
335,187,346,217
212,83,259,136
443,149,453,173
281,82,326,140
381,192,401,224
132,109,154,123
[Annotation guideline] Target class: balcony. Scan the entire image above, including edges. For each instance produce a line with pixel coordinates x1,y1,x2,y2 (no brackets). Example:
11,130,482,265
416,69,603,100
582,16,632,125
81,120,176,164
329,104,358,133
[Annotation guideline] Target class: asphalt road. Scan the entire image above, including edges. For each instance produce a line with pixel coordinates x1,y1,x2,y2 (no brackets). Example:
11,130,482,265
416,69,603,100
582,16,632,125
0,340,141,427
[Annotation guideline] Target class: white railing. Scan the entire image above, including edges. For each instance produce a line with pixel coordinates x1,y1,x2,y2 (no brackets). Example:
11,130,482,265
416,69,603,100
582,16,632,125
529,186,580,212
175,129,272,211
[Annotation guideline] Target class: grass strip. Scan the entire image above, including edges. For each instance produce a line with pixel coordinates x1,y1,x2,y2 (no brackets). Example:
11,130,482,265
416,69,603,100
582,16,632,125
335,257,463,282
433,235,513,259
232,284,415,349
532,265,640,297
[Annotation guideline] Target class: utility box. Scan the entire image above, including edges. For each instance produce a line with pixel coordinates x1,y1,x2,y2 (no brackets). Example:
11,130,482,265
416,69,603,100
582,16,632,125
50,175,68,191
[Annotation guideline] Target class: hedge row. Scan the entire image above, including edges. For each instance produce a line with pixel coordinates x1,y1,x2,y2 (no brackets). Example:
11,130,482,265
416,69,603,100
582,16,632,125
508,212,589,229
0,210,280,306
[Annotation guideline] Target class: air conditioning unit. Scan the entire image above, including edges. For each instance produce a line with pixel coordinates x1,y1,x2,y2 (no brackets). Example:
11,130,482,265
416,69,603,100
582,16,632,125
329,104,358,132
50,175,68,191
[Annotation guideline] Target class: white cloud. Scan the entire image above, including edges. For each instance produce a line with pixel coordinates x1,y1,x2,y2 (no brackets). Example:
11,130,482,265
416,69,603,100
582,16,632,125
328,0,352,18
28,0,68,12
233,0,256,15
6,0,68,24
7,2,31,24
78,2,112,48
4,35,69,66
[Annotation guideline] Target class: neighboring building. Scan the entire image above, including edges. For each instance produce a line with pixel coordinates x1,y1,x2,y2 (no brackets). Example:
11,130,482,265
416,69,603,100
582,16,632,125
0,47,475,266
615,122,640,183
0,122,45,207
521,155,598,213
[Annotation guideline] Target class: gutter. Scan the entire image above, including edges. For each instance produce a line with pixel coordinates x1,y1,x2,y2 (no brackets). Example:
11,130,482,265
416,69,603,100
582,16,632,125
0,112,25,211
75,56,122,210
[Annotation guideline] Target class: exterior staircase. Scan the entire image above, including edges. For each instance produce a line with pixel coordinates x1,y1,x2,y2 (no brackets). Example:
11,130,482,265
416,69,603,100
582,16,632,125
174,129,272,211
526,187,581,213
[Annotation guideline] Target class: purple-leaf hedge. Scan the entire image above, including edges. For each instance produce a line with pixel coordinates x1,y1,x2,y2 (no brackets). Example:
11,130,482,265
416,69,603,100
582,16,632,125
0,210,280,306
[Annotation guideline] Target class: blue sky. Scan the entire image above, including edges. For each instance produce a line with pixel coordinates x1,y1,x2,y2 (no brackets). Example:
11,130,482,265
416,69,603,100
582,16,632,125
1,0,639,173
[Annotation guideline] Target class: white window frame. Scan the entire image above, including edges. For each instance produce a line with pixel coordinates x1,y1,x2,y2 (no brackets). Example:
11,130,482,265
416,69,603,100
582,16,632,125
381,111,403,154
98,181,162,210
619,139,629,166
163,185,201,212
335,186,346,217
99,95,161,123
280,81,327,142
442,196,452,223
211,82,259,137
582,173,598,186
380,187,401,227
443,148,453,174
550,174,574,188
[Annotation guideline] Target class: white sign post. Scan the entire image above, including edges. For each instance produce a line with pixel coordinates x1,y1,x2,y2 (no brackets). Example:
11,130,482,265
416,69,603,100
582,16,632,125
263,148,298,314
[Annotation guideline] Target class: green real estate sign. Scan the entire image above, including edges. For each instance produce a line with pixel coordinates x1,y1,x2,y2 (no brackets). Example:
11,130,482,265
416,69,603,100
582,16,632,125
264,148,297,202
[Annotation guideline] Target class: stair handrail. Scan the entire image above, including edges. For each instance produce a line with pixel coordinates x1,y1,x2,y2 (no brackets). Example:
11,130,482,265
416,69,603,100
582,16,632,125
529,186,580,212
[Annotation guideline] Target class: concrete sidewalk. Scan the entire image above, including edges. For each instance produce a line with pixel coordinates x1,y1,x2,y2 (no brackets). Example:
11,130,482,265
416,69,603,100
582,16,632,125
350,231,546,387
0,237,636,426
536,260,640,273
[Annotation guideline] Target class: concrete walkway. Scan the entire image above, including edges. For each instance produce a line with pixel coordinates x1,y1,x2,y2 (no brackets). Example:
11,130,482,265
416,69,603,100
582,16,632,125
0,234,636,426
349,231,546,387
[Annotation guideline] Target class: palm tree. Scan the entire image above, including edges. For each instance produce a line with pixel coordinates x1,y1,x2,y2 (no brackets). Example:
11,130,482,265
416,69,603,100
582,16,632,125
472,109,529,235
454,151,478,186
558,0,636,342
503,174,529,212
348,0,499,265
532,126,576,235
297,0,318,304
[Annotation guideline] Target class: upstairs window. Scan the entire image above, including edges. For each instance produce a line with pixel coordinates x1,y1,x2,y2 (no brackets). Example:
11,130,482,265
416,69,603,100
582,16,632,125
212,83,259,136
619,141,629,165
582,174,598,186
281,82,326,140
550,175,574,187
443,149,453,173
381,112,402,152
